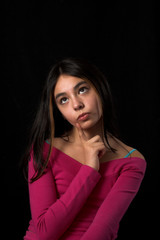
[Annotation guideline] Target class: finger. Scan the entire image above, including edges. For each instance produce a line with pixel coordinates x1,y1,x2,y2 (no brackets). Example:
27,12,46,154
98,148,107,159
76,122,88,141
88,135,102,143
93,142,106,151
93,143,106,159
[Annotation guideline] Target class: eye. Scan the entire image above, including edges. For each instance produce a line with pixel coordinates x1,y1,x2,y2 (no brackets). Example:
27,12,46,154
60,97,68,105
79,87,89,94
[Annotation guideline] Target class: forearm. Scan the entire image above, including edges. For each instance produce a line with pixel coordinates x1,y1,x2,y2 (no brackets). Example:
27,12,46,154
29,165,101,240
81,161,146,240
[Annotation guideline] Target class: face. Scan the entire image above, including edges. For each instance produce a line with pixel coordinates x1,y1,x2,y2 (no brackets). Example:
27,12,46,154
54,75,102,130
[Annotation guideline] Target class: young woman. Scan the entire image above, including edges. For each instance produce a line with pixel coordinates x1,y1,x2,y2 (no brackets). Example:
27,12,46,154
23,58,146,240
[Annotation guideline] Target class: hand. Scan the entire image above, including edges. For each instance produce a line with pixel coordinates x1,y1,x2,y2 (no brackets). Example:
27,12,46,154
76,123,106,171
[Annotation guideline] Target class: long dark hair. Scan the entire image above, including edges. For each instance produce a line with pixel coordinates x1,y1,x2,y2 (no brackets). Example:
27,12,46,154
23,58,119,182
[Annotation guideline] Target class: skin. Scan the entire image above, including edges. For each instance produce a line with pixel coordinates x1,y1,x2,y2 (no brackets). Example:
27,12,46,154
54,75,103,134
54,75,145,171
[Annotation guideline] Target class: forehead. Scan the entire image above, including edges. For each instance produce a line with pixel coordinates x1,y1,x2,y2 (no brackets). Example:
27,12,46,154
54,75,89,94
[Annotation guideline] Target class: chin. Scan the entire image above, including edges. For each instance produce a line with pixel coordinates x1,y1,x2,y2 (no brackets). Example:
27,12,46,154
78,119,98,130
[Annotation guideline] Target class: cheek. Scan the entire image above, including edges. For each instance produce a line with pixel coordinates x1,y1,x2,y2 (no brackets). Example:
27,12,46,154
58,107,76,125
91,95,102,117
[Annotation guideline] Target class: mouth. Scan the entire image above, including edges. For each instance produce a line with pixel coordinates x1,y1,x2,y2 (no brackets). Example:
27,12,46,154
77,112,90,121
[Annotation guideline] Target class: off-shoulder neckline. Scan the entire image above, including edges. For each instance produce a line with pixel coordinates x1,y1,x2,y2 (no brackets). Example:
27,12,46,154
45,142,145,166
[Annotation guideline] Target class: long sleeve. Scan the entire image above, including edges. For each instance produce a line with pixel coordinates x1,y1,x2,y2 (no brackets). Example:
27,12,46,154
81,158,146,240
28,153,101,240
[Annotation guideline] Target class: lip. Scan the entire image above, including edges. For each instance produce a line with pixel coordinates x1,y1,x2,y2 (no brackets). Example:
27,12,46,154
77,112,90,121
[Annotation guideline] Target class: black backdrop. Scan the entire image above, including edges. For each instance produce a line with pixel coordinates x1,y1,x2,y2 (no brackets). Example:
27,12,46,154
3,1,158,239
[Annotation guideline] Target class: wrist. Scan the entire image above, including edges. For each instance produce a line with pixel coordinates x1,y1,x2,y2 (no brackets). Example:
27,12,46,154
84,162,99,172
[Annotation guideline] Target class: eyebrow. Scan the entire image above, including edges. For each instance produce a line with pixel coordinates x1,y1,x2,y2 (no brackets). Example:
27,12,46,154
55,80,87,100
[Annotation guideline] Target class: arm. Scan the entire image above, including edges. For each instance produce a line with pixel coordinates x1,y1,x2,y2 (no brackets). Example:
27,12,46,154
28,153,101,240
81,158,146,240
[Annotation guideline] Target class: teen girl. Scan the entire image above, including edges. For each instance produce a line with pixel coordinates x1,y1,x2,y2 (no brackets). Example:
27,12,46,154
24,58,146,240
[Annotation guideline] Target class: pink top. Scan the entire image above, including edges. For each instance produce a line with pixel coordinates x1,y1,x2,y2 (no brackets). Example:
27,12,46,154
24,142,146,240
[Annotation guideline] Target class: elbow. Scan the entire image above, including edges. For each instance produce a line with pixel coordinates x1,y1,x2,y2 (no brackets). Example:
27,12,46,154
37,229,59,240
36,219,60,240
106,224,118,240
81,223,118,240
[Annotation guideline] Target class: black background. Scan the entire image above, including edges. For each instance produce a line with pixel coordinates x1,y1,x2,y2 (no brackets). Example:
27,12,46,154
3,0,158,239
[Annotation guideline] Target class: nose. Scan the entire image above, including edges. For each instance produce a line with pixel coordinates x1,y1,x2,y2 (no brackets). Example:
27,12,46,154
72,97,84,111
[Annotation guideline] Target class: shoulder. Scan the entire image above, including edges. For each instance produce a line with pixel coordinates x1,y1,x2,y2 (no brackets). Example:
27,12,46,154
125,146,145,160
45,137,63,146
45,137,69,151
109,135,146,165
52,137,67,149
112,136,145,159
115,138,146,172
